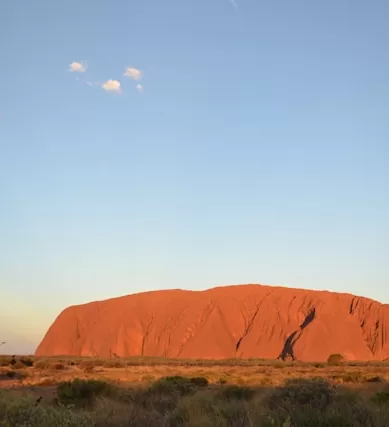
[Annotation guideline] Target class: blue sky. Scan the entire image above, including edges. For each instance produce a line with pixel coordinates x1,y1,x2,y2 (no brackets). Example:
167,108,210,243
1,0,388,354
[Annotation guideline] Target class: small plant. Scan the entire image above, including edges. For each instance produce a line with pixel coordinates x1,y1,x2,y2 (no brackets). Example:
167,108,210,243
51,362,66,370
6,370,16,378
150,376,197,396
103,359,125,368
189,377,209,387
327,353,345,365
217,384,256,401
314,363,325,368
79,361,96,373
12,361,25,370
0,356,12,366
20,358,34,367
371,391,389,405
57,378,116,407
366,376,385,383
266,378,336,412
34,359,51,369
141,374,156,382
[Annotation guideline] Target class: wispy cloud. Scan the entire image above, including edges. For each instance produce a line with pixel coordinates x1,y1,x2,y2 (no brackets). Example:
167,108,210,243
102,79,121,93
228,0,238,8
124,67,143,81
136,84,144,93
68,61,88,73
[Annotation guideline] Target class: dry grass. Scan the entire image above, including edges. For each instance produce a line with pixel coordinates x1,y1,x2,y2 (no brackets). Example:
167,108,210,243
1,355,389,389
1,374,389,426
2,357,389,425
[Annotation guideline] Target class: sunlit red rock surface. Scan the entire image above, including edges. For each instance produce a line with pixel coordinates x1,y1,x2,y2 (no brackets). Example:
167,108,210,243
35,284,389,361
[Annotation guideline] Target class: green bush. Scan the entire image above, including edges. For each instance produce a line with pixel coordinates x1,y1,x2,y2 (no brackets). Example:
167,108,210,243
57,379,116,407
0,391,92,427
266,378,336,412
189,377,209,387
168,392,251,427
130,376,207,414
150,376,203,396
371,391,389,405
327,353,345,365
217,384,256,401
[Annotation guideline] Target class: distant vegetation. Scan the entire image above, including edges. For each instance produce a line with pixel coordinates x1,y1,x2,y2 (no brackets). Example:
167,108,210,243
2,355,389,425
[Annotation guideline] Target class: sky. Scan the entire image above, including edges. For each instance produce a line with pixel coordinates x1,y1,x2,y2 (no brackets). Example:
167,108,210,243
1,0,388,355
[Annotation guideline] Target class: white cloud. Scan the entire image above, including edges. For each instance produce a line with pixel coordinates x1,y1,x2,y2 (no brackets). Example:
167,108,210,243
124,67,142,81
228,0,238,8
102,79,121,93
69,61,87,73
136,84,144,93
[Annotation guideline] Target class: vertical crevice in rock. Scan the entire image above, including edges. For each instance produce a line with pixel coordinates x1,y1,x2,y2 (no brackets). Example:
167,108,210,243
141,315,154,356
278,308,316,361
235,306,260,352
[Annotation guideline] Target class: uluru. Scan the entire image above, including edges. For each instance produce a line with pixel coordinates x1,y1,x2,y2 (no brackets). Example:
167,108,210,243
35,284,389,362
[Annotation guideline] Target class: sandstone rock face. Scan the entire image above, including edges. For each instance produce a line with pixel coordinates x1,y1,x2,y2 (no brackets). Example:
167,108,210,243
35,285,389,361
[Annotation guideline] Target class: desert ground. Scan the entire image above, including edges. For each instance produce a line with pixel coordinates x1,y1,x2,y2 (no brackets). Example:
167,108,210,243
2,355,389,426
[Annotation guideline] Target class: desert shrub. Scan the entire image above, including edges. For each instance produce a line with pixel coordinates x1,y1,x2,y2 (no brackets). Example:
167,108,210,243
103,359,125,368
264,402,375,427
371,391,389,405
12,361,25,370
6,370,15,378
0,356,12,366
189,377,209,387
266,378,336,412
217,384,256,401
167,392,216,427
141,374,156,382
367,376,385,383
37,376,56,386
79,361,96,373
314,363,325,368
333,372,365,383
34,359,51,369
20,357,34,367
57,379,116,407
130,376,206,414
327,353,345,365
150,376,202,396
262,384,382,427
0,391,92,427
168,390,265,427
51,362,66,370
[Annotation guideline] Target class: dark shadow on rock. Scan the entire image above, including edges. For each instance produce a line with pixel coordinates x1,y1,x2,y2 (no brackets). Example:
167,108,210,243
278,308,316,361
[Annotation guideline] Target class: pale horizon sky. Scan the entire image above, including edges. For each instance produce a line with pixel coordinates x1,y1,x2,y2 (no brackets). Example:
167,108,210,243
1,0,389,355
